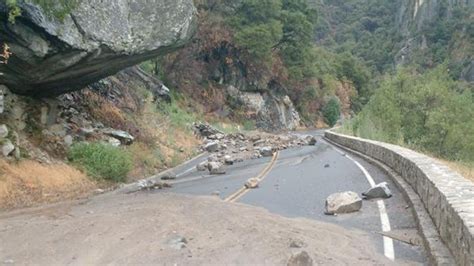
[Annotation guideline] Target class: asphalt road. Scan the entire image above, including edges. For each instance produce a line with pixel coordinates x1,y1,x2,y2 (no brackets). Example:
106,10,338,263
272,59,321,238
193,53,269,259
165,131,428,264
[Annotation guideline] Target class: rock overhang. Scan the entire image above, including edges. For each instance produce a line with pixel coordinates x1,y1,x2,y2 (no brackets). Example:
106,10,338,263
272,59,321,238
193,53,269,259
0,0,197,96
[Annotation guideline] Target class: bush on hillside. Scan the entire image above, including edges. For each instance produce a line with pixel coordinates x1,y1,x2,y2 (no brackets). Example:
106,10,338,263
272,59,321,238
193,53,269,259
323,97,341,127
68,142,132,182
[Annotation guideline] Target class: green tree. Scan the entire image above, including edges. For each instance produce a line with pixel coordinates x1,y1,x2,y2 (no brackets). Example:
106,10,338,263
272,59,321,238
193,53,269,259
323,97,341,127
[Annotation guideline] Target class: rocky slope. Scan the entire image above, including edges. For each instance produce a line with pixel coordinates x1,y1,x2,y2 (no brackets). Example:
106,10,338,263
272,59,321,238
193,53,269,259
159,2,303,132
0,0,196,96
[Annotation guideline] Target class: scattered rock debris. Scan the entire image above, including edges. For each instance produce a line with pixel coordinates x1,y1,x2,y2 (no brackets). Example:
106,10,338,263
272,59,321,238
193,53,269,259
193,123,318,174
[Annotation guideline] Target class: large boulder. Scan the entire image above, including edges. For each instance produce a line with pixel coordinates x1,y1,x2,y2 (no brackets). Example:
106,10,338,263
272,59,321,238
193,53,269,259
325,191,362,215
362,182,392,199
208,162,226,175
0,0,196,96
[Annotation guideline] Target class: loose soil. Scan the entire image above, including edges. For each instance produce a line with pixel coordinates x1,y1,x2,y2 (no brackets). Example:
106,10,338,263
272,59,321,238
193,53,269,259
0,191,397,265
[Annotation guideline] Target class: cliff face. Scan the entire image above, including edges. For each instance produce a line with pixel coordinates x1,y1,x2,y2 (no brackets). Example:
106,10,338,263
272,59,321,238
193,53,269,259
395,0,473,81
0,0,196,96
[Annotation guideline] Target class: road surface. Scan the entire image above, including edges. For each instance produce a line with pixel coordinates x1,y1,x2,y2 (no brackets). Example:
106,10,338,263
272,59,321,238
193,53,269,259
165,130,428,264
0,131,428,264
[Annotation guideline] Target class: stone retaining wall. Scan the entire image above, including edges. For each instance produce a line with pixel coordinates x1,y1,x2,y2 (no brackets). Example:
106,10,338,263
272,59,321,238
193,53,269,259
325,131,474,265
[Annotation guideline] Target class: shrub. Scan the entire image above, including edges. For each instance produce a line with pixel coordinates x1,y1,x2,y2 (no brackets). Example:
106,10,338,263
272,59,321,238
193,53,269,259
68,142,132,182
323,97,341,127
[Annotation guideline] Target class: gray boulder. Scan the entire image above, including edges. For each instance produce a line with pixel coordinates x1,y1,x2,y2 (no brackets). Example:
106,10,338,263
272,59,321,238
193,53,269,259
362,182,392,199
2,139,15,157
224,155,234,165
208,162,226,175
0,125,8,139
204,141,219,152
106,137,122,147
325,191,362,215
245,178,259,189
160,172,177,181
196,161,209,171
103,129,134,145
305,136,317,146
0,0,196,96
259,146,274,157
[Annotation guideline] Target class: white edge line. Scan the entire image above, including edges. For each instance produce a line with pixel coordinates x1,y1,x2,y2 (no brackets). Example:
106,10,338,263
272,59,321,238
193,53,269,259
330,142,395,261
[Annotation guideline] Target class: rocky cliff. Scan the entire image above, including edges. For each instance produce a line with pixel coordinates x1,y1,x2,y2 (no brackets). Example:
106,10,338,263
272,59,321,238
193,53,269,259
394,0,473,81
0,0,196,96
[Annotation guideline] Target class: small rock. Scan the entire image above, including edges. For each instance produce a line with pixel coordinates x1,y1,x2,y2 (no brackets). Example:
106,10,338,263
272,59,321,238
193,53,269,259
167,235,187,250
0,124,8,138
325,191,362,215
95,189,105,194
103,129,134,145
160,172,177,180
208,161,226,175
107,137,121,147
13,147,21,160
204,141,219,152
79,127,95,137
362,182,392,199
259,146,274,157
253,139,266,146
289,239,305,248
64,135,74,146
196,161,209,171
2,139,15,157
245,177,259,189
224,155,234,165
211,190,221,196
305,136,317,146
287,251,313,266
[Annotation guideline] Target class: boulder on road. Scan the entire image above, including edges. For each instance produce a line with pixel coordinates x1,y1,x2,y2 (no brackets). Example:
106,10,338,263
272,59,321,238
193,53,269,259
208,162,226,175
196,161,209,171
287,251,313,266
259,146,274,157
204,141,220,152
305,136,317,146
325,191,362,215
224,155,234,165
362,182,392,199
245,178,259,189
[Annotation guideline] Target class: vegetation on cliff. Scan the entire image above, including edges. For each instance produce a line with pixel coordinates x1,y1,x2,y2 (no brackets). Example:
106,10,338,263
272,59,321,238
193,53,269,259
341,65,474,162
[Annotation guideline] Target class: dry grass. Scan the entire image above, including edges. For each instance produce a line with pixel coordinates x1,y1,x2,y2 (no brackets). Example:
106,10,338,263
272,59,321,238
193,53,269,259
438,159,474,182
0,159,97,210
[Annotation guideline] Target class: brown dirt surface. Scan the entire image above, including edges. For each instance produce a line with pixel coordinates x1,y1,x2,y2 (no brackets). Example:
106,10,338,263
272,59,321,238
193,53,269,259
0,192,396,265
0,159,98,210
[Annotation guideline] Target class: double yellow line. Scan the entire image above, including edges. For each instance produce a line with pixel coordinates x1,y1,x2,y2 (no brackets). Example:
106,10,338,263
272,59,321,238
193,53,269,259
224,151,280,203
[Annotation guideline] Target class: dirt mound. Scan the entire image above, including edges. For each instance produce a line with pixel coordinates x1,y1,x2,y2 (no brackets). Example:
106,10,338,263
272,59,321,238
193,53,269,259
0,192,394,265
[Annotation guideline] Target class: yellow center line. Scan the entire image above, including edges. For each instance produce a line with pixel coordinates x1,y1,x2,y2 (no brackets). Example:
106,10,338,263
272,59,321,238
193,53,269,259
224,151,280,203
